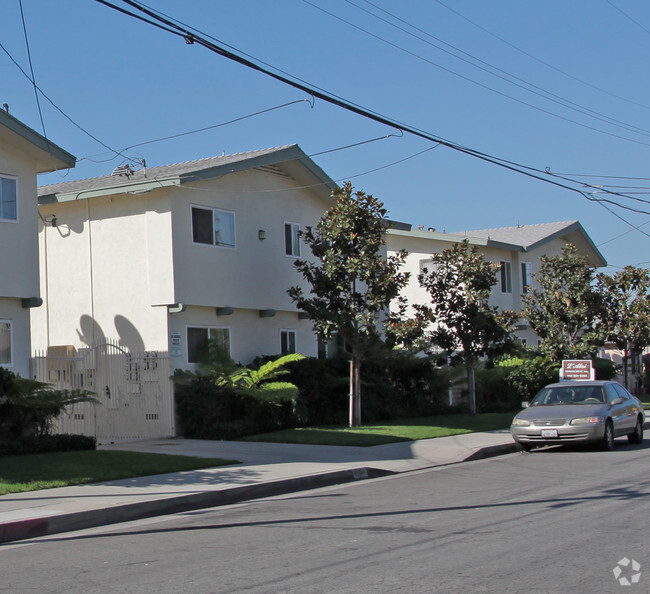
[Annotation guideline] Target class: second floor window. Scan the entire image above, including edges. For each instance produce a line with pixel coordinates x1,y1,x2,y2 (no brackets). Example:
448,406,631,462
284,222,301,257
500,261,512,293
0,176,17,221
521,262,532,294
192,206,235,248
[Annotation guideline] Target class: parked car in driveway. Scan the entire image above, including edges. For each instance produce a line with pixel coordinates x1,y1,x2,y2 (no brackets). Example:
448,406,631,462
511,381,645,451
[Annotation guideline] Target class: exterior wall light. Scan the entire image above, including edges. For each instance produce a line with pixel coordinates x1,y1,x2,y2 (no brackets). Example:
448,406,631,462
258,229,266,241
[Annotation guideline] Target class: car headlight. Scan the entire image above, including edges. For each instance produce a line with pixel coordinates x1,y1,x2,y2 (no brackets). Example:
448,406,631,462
512,418,530,426
570,416,603,425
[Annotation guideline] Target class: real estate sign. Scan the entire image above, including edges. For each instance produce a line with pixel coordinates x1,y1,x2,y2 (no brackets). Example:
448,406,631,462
560,360,595,381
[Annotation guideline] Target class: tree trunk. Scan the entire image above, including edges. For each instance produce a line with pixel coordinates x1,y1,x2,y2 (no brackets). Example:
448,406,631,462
623,346,629,390
349,356,362,427
466,358,477,416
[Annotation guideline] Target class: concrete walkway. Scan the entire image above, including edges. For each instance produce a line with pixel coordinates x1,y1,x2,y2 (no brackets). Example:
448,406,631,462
0,430,517,544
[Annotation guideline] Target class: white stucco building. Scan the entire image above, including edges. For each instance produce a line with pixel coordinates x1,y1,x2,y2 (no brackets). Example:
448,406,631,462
33,145,336,369
386,220,607,345
0,109,75,377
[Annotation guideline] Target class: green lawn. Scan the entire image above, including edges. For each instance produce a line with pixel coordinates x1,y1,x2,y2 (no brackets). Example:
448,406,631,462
239,411,517,447
0,450,237,495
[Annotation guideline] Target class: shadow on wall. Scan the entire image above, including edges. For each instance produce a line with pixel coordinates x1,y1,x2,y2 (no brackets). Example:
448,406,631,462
76,313,146,353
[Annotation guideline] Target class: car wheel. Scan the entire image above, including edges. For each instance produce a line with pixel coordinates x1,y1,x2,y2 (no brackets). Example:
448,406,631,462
601,420,615,451
628,416,644,445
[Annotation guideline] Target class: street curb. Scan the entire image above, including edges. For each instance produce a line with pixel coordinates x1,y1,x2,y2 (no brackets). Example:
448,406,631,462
0,466,392,545
463,442,518,462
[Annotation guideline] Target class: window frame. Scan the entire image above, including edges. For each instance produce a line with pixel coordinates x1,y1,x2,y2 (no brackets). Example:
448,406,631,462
284,222,301,257
191,205,236,249
0,320,13,367
0,175,18,222
500,260,512,294
521,261,532,294
186,325,231,364
280,329,297,355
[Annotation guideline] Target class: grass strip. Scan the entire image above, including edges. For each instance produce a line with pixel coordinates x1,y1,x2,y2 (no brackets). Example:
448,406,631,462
240,412,517,447
0,450,237,495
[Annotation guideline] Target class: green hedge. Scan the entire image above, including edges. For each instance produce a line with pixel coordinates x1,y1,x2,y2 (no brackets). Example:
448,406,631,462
0,434,97,457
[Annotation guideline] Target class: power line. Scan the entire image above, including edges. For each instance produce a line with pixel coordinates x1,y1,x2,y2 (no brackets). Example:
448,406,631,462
435,0,650,113
94,0,650,231
347,0,650,141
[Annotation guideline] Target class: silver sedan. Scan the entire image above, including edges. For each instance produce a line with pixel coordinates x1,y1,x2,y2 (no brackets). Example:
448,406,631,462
511,380,645,451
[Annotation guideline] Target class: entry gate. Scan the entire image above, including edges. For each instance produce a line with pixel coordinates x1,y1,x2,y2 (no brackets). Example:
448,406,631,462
31,340,175,442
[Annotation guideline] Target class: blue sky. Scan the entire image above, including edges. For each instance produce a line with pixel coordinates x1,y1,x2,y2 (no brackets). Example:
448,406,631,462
2,0,650,272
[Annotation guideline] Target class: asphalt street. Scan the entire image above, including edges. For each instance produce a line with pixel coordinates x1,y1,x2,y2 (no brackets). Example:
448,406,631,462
1,441,648,593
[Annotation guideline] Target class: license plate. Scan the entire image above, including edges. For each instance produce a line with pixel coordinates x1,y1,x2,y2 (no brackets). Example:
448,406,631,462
541,429,558,438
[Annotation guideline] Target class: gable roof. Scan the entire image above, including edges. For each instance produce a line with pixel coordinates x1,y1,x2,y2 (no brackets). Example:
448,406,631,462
38,144,336,203
449,220,606,267
0,109,76,173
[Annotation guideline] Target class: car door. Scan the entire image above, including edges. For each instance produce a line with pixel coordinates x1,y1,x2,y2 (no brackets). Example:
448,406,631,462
605,383,629,436
613,383,638,433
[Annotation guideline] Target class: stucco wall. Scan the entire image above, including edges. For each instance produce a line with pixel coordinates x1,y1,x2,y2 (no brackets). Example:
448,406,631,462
169,169,329,311
33,192,173,352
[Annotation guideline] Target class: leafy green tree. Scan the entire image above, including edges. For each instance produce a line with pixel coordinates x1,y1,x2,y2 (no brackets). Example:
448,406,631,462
597,265,650,390
288,182,412,426
415,240,518,415
522,244,605,362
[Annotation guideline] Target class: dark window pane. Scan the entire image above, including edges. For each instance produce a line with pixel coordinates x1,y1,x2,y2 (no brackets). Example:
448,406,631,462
187,327,208,363
192,207,213,244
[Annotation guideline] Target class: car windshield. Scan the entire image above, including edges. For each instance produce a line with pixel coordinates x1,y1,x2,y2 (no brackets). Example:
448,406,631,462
530,385,605,406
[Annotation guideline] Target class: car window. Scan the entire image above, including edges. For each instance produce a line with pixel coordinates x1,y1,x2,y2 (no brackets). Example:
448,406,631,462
612,383,630,400
605,384,619,403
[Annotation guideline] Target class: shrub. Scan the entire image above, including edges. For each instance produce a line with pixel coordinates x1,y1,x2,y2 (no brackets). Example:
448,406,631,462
174,378,296,440
0,434,96,457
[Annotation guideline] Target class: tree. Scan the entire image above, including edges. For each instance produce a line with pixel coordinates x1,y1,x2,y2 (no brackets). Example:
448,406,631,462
415,240,517,415
597,265,650,390
288,182,411,426
522,244,605,362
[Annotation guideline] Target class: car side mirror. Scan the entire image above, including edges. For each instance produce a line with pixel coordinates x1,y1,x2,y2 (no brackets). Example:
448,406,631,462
609,397,625,406
521,401,530,408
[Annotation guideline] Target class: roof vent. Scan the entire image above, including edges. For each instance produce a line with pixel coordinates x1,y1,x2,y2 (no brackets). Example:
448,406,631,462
111,164,134,178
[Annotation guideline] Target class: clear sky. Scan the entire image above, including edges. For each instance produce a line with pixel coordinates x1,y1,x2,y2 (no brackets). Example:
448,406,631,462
2,0,650,273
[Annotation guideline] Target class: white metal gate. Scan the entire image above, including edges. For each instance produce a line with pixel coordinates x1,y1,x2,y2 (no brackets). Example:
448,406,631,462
31,340,175,442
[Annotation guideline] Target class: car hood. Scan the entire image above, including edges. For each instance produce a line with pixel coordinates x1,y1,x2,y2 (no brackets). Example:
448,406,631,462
514,404,606,421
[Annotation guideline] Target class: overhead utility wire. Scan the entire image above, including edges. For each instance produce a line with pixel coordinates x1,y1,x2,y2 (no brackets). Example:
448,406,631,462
78,99,312,163
95,0,650,226
351,0,650,140
18,0,47,140
304,0,650,149
435,0,650,113
0,41,135,166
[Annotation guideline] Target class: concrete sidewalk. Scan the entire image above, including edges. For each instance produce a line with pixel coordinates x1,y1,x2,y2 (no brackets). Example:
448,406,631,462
0,430,517,544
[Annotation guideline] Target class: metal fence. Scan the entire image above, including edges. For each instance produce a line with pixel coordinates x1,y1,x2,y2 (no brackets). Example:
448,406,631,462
31,340,175,442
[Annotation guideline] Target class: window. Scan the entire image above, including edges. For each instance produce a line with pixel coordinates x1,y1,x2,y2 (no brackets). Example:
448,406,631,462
0,176,17,221
191,206,235,248
187,326,230,363
521,262,532,294
500,261,512,293
0,321,12,366
280,329,296,354
284,222,301,257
